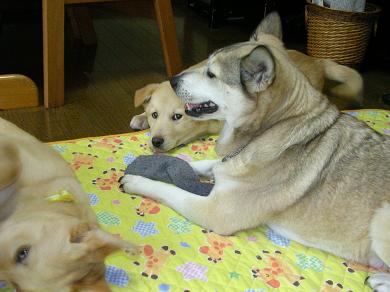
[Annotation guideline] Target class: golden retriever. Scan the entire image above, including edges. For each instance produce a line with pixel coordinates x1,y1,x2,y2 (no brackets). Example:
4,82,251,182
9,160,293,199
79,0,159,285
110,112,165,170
0,117,138,292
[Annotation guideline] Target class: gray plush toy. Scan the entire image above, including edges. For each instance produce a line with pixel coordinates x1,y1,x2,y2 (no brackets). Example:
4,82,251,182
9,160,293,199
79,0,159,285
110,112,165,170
124,155,213,196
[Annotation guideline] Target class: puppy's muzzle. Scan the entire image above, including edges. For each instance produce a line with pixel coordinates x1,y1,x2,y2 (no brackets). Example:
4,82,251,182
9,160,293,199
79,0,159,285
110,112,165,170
151,137,164,148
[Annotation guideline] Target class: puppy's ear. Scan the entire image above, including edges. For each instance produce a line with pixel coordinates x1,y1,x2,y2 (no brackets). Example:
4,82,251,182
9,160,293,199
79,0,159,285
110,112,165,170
130,112,149,130
69,223,139,261
134,83,159,107
0,141,20,190
250,12,282,41
240,45,275,94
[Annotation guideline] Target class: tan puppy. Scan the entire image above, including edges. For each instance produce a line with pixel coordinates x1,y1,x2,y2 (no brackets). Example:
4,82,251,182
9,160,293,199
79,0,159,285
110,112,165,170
130,13,363,152
130,81,221,152
121,13,390,291
0,117,138,292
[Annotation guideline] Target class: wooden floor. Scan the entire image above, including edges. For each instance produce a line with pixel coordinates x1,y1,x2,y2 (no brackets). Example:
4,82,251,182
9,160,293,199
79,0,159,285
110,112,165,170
0,2,389,142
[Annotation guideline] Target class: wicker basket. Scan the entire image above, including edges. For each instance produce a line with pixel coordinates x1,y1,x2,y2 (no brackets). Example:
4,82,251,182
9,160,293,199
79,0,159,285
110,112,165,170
305,2,381,68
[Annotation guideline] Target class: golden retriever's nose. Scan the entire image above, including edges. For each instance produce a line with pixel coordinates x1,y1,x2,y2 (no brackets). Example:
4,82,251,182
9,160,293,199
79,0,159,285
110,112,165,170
152,137,164,148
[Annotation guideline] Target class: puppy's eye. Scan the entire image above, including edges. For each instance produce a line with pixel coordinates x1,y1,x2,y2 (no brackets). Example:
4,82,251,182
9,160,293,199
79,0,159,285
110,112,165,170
207,71,216,78
172,114,182,121
15,245,31,264
151,112,158,119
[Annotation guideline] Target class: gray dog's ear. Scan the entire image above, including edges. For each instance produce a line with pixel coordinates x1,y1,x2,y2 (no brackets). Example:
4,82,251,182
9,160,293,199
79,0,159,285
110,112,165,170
250,12,283,41
240,45,275,93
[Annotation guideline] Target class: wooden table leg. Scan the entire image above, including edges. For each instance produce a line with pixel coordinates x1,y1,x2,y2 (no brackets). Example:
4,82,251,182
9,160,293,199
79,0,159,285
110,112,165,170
42,0,65,108
153,0,182,77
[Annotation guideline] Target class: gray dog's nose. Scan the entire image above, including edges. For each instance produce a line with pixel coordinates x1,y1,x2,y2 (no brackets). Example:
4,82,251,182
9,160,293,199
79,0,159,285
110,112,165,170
152,137,164,148
170,75,180,90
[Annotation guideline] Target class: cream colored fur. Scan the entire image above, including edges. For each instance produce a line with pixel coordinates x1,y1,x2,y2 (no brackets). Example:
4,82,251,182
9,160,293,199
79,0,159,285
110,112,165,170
0,118,138,292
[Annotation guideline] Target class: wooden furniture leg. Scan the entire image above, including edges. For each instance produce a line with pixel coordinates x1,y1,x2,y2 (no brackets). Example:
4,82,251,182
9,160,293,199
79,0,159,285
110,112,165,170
43,0,65,108
42,0,182,108
153,0,182,77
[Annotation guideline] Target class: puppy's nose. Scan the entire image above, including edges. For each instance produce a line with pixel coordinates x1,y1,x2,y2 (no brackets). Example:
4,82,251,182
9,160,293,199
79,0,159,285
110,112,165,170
170,75,180,90
151,137,164,148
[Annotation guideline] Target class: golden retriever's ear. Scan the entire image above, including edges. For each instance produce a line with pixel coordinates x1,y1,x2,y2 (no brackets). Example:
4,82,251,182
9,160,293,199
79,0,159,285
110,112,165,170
134,83,159,108
73,277,112,292
71,263,112,292
69,224,139,261
0,141,20,190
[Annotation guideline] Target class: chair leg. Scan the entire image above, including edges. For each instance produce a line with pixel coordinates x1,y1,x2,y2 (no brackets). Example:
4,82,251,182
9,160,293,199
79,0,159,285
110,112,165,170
0,75,39,109
153,0,182,77
43,0,65,108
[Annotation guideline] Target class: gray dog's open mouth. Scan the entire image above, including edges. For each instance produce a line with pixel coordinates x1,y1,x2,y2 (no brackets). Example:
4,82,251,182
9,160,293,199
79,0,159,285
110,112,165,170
184,101,218,117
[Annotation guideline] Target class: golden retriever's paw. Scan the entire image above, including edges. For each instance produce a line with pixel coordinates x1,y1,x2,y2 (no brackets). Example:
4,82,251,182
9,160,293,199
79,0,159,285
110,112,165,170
366,273,390,292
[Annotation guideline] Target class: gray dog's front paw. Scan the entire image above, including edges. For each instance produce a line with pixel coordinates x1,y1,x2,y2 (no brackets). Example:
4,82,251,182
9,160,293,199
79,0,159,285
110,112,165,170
120,174,145,195
366,273,390,292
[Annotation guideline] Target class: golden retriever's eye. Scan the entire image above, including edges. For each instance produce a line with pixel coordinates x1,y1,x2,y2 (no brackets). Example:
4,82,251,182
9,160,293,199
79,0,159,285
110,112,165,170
151,112,158,119
172,114,182,121
207,70,216,78
15,245,31,264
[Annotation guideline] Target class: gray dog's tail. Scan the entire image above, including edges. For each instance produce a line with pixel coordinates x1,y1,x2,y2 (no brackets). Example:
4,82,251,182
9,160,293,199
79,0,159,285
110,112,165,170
324,59,364,106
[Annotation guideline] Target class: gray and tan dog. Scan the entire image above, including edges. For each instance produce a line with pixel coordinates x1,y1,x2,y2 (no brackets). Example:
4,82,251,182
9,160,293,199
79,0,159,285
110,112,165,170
130,13,363,152
121,15,390,291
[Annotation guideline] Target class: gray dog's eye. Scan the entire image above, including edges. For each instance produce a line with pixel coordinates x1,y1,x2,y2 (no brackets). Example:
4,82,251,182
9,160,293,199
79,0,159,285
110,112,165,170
207,70,216,79
172,114,182,121
15,245,31,264
151,112,158,119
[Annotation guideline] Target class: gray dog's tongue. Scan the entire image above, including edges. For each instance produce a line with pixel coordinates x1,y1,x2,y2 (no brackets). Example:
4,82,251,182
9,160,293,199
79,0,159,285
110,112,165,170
185,103,199,110
125,155,213,196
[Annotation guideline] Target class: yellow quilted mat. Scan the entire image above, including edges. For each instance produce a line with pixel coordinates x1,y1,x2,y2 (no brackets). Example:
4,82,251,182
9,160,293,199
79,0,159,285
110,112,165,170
1,110,389,292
